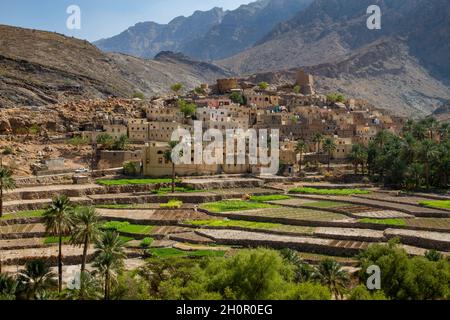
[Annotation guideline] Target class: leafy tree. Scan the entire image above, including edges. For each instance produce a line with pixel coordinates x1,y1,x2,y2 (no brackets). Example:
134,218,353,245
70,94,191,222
293,85,301,94
96,133,115,150
0,166,15,218
313,259,348,299
112,134,129,151
358,241,450,300
348,285,387,300
229,92,244,105
194,87,206,95
123,161,140,176
322,138,337,171
17,260,57,300
207,248,294,300
171,83,183,95
70,206,102,299
258,82,269,90
178,99,197,118
132,91,145,100
295,140,307,174
282,282,331,300
112,272,151,300
425,250,444,262
93,231,126,300
43,195,74,293
326,93,345,103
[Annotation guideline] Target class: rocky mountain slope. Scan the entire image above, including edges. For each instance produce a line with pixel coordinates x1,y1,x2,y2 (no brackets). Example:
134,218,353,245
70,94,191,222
111,51,233,96
94,7,226,59
180,0,312,61
94,0,311,61
220,0,450,80
0,25,231,107
243,38,450,116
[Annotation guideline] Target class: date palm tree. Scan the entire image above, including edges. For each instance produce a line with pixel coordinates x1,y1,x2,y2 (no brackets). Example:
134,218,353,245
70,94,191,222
322,138,336,171
17,260,57,300
93,231,126,300
70,206,102,299
43,195,74,293
164,141,179,193
295,140,307,174
0,273,18,300
0,166,16,218
313,259,348,300
312,133,324,154
420,140,439,189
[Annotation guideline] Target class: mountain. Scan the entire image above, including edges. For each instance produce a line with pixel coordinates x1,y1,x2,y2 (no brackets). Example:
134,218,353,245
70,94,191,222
94,8,225,58
220,0,450,80
0,25,231,107
242,38,450,116
180,0,312,61
218,0,450,115
110,51,233,96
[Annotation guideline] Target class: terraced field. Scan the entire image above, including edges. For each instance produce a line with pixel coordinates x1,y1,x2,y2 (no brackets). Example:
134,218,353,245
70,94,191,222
216,207,349,223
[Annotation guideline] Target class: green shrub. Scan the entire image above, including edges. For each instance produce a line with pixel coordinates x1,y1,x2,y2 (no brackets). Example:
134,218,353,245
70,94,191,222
160,200,183,209
132,91,145,100
123,161,140,176
140,237,154,248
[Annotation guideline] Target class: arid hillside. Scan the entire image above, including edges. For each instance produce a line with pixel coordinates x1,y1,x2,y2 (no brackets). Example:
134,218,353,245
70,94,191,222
0,25,232,107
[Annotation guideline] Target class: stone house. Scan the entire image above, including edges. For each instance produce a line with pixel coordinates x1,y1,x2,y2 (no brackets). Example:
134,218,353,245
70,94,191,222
128,119,149,143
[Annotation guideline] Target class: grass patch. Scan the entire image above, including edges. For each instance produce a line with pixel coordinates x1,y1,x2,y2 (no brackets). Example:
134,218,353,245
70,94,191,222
289,187,370,196
359,218,406,226
160,200,183,209
249,195,291,202
151,187,201,195
147,247,225,258
0,210,45,221
419,200,450,210
96,178,180,186
200,200,277,213
43,236,70,245
102,221,154,235
119,236,134,244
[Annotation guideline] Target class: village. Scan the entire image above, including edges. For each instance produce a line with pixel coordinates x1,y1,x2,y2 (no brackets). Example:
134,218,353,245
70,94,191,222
0,70,449,301
54,70,404,178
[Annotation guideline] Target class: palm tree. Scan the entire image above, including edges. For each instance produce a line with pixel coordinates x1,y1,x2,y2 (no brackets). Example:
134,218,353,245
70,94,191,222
0,273,18,300
313,259,348,300
164,141,179,193
322,138,337,171
43,195,74,293
93,231,126,300
374,130,390,148
295,140,307,174
0,166,16,218
312,133,324,154
70,206,102,299
421,117,439,140
420,140,439,189
17,260,57,300
438,122,450,141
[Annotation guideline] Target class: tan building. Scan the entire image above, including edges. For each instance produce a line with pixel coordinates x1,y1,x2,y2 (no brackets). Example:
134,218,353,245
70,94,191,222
332,137,353,159
217,78,239,94
296,70,315,95
148,122,193,142
128,119,149,143
98,150,142,169
104,124,127,140
245,91,280,109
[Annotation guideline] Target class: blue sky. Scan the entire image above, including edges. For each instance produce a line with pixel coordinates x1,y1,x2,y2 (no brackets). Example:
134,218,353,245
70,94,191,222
0,0,254,42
